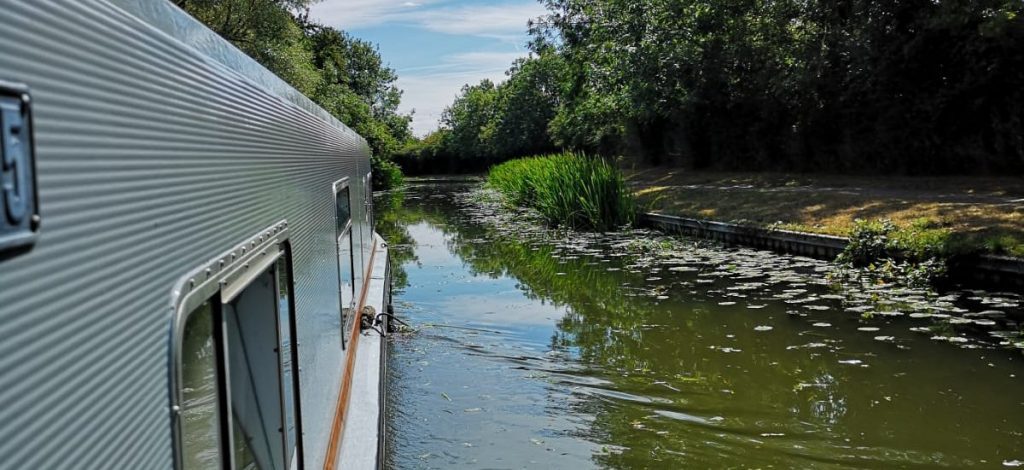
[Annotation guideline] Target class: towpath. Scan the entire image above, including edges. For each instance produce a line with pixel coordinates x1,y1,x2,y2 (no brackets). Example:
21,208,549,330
626,168,1024,256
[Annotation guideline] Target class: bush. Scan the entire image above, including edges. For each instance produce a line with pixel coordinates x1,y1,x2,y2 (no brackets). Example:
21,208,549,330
835,218,957,286
839,218,955,266
487,152,635,231
371,156,404,191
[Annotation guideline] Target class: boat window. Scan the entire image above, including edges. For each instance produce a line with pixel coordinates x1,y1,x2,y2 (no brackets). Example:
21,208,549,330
175,233,302,470
335,182,355,343
336,185,351,232
180,301,224,469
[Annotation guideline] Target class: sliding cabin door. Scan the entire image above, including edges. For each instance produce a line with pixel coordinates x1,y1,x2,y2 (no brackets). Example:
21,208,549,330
177,251,302,470
224,267,285,469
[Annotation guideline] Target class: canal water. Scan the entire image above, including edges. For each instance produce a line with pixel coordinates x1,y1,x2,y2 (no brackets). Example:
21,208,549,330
379,182,1024,469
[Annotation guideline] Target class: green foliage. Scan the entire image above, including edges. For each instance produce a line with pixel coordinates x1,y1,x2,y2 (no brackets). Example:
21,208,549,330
835,218,957,285
396,51,564,174
371,156,403,190
442,80,499,165
413,0,1024,175
306,24,412,158
531,0,1024,172
178,0,408,183
981,234,1024,258
176,0,322,95
840,218,955,266
487,152,635,231
185,0,1024,180
839,219,901,267
488,53,563,158
393,130,455,174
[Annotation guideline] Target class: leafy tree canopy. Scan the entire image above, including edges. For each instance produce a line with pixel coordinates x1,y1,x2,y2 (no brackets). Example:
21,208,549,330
178,0,412,180
404,0,1024,175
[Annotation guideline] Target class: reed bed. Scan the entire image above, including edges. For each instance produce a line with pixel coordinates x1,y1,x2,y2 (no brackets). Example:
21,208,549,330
487,152,635,231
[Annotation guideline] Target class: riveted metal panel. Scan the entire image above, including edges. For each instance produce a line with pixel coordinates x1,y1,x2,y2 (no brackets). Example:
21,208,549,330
0,1,372,468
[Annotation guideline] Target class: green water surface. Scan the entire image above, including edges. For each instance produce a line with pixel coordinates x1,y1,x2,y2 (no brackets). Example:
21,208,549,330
381,183,1024,469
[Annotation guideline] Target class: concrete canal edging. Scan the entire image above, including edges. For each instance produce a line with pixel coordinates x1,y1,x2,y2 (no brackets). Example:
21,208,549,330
641,213,848,259
639,212,1024,287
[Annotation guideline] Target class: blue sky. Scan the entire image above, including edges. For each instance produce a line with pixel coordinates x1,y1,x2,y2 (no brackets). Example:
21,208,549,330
309,0,546,136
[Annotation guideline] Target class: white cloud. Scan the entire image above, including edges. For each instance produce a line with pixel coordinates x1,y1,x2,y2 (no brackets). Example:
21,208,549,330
307,0,543,135
308,0,434,29
309,0,544,37
420,51,526,72
414,2,546,39
398,51,526,136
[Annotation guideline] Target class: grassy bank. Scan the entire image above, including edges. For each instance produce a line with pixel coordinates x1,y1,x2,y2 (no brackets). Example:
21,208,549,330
630,169,1024,257
488,153,635,231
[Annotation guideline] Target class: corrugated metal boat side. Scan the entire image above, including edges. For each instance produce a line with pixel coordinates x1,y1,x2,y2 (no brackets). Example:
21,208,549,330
0,1,370,468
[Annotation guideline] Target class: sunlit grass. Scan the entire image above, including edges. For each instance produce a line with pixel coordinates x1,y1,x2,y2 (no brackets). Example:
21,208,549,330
488,152,636,231
630,170,1024,257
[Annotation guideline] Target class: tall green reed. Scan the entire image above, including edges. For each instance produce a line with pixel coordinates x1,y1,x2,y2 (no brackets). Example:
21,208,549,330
487,152,635,231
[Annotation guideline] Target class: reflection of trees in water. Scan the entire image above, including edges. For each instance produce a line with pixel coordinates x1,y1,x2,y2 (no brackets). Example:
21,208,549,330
380,185,855,467
373,191,415,291
375,186,474,291
374,190,435,291
447,231,858,466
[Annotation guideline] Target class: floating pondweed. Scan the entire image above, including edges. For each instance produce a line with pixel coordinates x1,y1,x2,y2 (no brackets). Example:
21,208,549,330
382,183,1024,469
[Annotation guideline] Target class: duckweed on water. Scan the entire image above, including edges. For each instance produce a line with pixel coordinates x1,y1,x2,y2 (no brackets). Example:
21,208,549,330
455,185,1024,352
383,183,1024,469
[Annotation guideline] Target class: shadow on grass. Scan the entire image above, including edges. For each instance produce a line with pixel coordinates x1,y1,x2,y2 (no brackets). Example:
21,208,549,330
635,184,1024,257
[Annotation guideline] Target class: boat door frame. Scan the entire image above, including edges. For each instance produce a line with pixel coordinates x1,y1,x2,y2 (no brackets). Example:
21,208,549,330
167,221,302,470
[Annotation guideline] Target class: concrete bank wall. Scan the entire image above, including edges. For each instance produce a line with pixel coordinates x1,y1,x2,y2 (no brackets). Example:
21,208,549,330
640,213,1024,288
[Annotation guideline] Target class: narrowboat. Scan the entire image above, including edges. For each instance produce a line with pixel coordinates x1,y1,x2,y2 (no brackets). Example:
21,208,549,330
0,1,391,468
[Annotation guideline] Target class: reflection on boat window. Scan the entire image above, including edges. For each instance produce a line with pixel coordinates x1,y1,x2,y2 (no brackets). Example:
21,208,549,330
339,232,355,312
336,184,355,341
180,302,222,469
336,185,351,231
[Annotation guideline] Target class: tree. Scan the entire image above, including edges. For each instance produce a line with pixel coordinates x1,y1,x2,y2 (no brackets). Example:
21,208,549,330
490,52,563,159
308,25,412,158
441,80,499,166
175,0,321,95
527,0,1024,173
178,0,414,187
